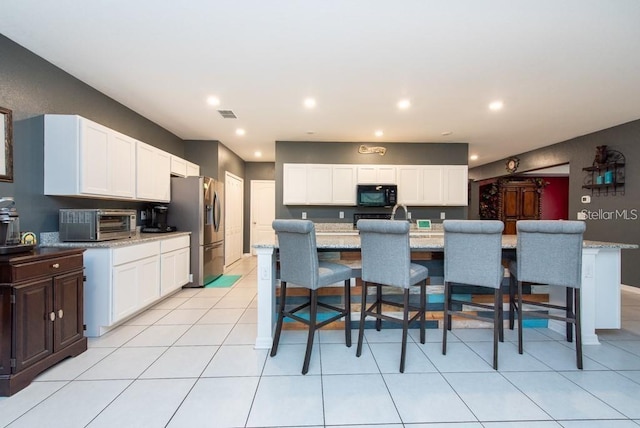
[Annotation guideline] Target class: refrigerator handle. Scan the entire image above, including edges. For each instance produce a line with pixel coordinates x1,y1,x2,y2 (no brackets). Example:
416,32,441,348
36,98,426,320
213,191,221,232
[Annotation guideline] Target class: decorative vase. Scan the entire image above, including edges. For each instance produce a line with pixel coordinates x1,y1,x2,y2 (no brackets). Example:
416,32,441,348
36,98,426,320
595,145,608,165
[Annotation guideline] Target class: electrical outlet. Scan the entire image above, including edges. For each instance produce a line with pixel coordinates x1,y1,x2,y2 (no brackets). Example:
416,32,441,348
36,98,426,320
440,212,446,220
407,212,412,220
581,195,591,204
339,211,344,219
302,212,307,219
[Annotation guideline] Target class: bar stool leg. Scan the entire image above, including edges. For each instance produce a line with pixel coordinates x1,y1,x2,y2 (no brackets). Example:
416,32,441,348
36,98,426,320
271,281,287,357
302,289,318,374
400,289,409,373
356,282,368,357
344,279,351,347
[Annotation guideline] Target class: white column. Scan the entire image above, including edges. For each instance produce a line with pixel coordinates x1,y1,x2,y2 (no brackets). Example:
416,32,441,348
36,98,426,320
548,247,622,345
255,246,276,349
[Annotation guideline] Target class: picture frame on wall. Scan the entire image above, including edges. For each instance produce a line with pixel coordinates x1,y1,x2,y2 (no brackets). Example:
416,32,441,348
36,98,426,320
0,107,14,182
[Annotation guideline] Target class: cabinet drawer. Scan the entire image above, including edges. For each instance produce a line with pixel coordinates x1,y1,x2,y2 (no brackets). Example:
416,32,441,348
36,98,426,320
11,254,83,283
113,241,160,266
161,236,190,253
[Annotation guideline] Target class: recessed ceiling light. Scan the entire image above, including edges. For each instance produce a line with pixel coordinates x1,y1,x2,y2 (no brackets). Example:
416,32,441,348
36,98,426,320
489,100,504,111
441,131,453,136
235,128,246,136
397,99,411,110
254,151,262,157
469,154,479,161
206,96,220,106
374,130,384,137
306,130,315,135
303,97,316,109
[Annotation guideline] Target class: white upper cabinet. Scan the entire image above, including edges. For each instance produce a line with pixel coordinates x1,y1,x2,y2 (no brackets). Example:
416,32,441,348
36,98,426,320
283,164,308,205
283,163,357,205
170,155,188,177
307,165,333,204
136,141,171,202
357,165,396,184
331,165,357,205
443,165,469,205
186,161,200,177
284,163,466,206
170,156,200,178
397,165,467,206
44,115,136,199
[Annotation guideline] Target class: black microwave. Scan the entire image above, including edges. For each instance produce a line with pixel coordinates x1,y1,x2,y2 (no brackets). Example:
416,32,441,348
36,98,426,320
356,184,397,207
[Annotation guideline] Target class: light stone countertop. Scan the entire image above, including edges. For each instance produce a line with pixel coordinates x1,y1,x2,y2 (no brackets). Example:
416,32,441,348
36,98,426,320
40,231,191,249
255,225,638,251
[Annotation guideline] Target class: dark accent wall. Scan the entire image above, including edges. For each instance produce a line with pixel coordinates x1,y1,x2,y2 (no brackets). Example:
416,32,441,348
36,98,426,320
275,141,469,224
0,34,186,235
184,140,220,179
470,119,640,286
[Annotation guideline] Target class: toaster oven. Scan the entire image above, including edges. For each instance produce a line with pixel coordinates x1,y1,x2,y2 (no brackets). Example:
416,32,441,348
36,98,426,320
59,209,136,242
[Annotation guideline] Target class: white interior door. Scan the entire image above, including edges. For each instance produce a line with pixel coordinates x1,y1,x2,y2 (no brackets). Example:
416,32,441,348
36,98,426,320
224,172,244,267
250,180,275,255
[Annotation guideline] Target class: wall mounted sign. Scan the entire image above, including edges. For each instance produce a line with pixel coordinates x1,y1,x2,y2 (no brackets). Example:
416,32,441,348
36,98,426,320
358,145,387,156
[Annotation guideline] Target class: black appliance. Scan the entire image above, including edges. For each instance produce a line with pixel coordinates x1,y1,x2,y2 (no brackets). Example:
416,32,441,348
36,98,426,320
142,205,176,233
356,184,397,207
353,212,392,226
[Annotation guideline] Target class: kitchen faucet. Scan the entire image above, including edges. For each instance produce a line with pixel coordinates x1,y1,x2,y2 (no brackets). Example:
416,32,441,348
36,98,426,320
390,203,409,221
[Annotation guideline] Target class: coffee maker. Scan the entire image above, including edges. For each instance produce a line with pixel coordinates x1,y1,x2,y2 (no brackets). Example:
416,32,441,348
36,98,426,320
141,204,175,233
0,197,35,254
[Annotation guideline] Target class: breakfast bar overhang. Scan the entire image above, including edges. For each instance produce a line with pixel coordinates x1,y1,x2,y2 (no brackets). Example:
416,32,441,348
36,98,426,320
253,234,637,349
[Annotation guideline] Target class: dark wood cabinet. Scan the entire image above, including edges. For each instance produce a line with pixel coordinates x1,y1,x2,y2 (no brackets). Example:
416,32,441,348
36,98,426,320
500,181,540,234
0,248,87,396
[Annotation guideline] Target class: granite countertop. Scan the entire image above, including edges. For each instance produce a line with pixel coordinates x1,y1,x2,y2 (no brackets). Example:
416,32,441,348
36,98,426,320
254,228,638,251
40,231,191,249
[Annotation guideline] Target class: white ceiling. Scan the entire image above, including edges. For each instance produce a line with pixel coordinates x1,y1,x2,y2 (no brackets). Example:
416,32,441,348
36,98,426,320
2,1,640,165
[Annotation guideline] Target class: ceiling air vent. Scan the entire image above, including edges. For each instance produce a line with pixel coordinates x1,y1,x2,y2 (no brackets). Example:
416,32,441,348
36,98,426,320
217,110,237,119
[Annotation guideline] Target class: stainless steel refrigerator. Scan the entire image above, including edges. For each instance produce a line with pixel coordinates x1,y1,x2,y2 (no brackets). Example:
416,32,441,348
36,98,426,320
169,176,224,287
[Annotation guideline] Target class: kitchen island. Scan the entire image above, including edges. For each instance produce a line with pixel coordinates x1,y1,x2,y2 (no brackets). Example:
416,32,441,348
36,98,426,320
253,229,637,349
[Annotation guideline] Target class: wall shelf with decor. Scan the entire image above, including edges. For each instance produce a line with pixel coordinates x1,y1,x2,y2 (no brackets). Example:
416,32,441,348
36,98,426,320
582,146,625,196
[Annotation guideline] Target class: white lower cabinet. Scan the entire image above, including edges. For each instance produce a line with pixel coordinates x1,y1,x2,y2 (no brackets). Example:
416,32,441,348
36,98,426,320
83,235,190,337
160,236,190,297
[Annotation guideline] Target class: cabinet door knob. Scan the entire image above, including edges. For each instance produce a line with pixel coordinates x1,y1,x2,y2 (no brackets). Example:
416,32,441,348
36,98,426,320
52,263,60,269
49,312,56,322
58,309,64,319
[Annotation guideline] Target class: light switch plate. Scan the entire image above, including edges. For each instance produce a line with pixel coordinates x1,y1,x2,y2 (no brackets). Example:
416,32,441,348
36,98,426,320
302,212,307,219
440,212,446,219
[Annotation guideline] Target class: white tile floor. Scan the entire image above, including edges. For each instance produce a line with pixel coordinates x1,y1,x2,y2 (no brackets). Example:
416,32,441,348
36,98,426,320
3,255,640,427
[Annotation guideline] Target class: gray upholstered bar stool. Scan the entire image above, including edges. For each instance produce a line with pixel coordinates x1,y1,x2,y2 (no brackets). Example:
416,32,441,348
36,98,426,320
271,219,355,374
356,219,429,373
442,220,505,370
508,220,586,369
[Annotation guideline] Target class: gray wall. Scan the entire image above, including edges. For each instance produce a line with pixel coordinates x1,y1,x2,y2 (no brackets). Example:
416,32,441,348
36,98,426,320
470,119,640,286
275,141,469,224
0,34,187,235
184,140,220,180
